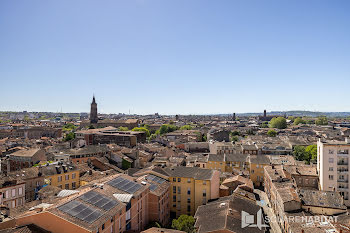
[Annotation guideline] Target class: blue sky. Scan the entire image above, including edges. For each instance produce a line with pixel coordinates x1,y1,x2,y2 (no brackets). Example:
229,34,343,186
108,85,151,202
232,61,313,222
0,0,349,114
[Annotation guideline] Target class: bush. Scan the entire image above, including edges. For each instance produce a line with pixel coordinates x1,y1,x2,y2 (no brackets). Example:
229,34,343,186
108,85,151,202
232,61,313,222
267,129,277,137
293,117,306,125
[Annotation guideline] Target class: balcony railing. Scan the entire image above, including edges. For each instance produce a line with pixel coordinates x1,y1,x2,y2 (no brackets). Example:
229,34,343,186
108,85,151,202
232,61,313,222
337,179,349,183
337,162,349,165
338,169,349,173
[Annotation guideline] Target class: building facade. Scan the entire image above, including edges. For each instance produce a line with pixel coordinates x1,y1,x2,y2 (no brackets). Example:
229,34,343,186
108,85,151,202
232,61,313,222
317,138,350,204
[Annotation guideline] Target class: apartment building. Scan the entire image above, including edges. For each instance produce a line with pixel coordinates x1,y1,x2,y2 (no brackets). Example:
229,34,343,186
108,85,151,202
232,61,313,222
208,141,238,155
7,167,45,201
50,145,110,165
246,154,270,187
136,174,170,226
0,178,25,208
164,167,220,218
317,138,350,205
206,153,248,173
1,174,149,233
41,162,80,190
7,148,46,171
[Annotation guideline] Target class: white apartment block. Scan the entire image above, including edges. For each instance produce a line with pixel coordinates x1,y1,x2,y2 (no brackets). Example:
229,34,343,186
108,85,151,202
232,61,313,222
317,138,350,204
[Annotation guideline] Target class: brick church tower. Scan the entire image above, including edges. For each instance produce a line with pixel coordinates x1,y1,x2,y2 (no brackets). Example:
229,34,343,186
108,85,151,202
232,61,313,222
90,95,98,124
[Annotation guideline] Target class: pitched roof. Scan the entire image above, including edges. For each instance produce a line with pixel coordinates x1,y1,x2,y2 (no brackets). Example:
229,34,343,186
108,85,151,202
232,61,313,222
164,167,214,180
194,194,264,233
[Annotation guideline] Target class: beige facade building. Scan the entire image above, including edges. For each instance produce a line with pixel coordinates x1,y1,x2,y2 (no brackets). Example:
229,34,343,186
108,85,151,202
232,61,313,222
317,138,350,204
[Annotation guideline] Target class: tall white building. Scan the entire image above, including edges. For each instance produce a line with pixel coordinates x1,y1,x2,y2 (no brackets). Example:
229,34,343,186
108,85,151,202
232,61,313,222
317,138,350,204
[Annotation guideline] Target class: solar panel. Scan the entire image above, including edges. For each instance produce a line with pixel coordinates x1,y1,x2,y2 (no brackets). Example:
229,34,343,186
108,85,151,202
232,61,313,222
146,175,166,184
108,177,142,194
80,191,118,211
150,184,158,191
58,200,103,224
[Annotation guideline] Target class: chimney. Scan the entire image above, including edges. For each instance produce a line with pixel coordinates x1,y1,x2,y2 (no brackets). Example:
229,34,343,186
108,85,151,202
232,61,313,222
264,110,267,118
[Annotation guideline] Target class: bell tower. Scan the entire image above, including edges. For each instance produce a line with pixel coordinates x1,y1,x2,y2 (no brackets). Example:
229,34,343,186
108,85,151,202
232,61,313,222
90,95,98,124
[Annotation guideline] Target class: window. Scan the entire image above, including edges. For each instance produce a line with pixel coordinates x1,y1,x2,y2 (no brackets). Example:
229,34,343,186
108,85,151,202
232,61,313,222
18,187,23,196
178,178,181,182
187,178,191,183
187,198,191,203
72,173,76,179
329,158,334,163
65,183,70,189
173,195,176,202
203,181,206,185
177,187,181,194
102,224,105,230
329,150,334,154
72,182,76,189
203,189,206,197
58,176,62,182
329,167,334,171
11,189,16,197
173,178,176,182
65,174,69,180
251,170,255,174
187,188,191,195
329,175,334,180
173,186,176,194
58,185,63,189
187,205,191,212
18,198,22,206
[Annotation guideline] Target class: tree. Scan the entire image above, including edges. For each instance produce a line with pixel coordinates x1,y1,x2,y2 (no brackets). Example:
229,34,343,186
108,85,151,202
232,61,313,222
89,125,95,129
288,116,295,122
63,123,77,131
269,117,287,129
132,127,150,137
315,116,328,125
230,130,240,136
180,125,192,130
118,126,129,131
293,145,317,163
267,129,277,137
172,215,195,233
260,122,269,128
293,145,306,161
293,117,306,125
305,145,317,162
231,135,239,142
64,132,75,141
159,124,178,135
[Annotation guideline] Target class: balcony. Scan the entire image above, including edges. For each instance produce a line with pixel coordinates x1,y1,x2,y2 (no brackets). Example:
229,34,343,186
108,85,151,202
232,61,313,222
337,161,349,165
337,179,349,183
338,169,349,173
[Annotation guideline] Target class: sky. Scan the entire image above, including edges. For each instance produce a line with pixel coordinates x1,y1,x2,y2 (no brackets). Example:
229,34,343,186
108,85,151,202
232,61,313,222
0,0,350,115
